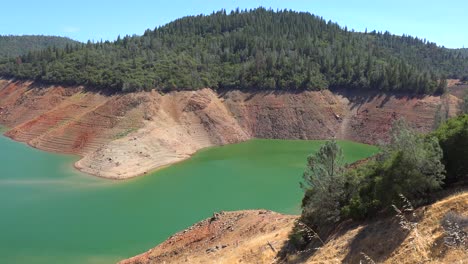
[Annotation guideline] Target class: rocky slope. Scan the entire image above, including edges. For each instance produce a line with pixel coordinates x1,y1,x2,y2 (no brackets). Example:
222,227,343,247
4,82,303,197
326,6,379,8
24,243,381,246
120,210,296,264
120,191,468,264
0,79,463,179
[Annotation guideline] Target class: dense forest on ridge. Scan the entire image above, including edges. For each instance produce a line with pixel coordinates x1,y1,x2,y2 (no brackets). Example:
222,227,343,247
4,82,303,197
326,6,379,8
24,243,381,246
0,35,78,58
1,8,467,93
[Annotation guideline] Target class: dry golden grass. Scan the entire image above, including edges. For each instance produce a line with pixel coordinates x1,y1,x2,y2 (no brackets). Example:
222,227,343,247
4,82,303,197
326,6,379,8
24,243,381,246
305,191,468,264
120,192,467,264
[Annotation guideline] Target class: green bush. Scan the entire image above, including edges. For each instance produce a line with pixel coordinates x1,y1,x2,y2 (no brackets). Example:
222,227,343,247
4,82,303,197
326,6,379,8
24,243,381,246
460,92,468,114
292,117,465,251
432,114,468,185
342,119,445,219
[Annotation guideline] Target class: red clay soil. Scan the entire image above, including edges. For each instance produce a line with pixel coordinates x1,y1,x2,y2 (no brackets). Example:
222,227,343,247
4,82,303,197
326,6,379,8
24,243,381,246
0,79,464,178
119,210,297,264
0,80,145,156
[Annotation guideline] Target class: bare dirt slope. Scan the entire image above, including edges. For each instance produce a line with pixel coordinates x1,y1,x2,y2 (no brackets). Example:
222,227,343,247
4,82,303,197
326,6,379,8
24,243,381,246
120,192,467,264
119,210,297,264
0,79,463,179
76,89,250,178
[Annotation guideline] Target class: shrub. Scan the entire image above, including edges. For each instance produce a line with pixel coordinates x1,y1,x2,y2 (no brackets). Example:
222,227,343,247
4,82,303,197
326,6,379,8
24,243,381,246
345,119,445,219
460,91,468,114
432,114,468,185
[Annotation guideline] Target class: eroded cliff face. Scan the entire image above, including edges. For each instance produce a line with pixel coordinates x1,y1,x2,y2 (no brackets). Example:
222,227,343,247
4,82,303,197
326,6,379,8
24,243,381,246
0,79,462,179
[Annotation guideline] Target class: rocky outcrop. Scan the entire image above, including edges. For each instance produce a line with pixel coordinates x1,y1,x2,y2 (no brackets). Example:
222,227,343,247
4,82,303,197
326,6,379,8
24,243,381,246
0,79,463,179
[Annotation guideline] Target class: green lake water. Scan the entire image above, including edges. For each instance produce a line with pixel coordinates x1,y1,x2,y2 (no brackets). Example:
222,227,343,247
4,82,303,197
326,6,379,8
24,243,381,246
0,134,377,263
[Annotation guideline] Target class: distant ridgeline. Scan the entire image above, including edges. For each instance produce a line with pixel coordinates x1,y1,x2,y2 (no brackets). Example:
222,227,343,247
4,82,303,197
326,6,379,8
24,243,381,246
0,35,78,58
1,8,467,93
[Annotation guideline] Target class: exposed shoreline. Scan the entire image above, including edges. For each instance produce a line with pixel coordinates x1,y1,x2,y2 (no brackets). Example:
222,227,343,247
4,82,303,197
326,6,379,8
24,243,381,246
1,130,220,180
0,79,461,180
73,144,211,180
3,129,375,180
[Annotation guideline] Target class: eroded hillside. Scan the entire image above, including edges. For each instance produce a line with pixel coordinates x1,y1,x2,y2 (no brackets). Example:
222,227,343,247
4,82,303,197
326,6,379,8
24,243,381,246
119,192,468,264
0,79,462,179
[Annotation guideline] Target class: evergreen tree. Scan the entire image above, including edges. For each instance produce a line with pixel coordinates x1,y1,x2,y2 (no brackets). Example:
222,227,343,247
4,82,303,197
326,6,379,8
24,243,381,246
0,8,466,93
300,140,347,229
461,91,468,115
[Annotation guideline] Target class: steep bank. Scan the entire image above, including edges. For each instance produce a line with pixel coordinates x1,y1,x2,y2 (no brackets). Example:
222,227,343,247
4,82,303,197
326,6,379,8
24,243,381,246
0,79,462,179
119,192,468,264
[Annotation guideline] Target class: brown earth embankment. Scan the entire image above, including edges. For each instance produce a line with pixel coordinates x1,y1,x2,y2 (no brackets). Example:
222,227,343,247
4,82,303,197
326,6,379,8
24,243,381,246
0,79,462,179
119,192,468,264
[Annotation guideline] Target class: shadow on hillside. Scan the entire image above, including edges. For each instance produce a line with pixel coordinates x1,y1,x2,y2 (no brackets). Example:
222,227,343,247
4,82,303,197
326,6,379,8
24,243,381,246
330,88,429,111
341,217,409,263
216,87,432,115
216,87,305,99
8,78,122,96
276,216,411,264
9,78,442,101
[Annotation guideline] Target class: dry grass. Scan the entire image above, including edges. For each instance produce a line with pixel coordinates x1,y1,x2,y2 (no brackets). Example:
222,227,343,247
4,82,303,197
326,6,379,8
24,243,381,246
305,191,468,264
441,211,467,249
391,194,433,262
118,192,467,264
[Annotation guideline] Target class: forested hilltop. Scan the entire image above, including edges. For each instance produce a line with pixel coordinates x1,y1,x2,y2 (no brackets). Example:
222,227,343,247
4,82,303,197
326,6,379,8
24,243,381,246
1,8,467,93
0,35,79,58
452,48,468,58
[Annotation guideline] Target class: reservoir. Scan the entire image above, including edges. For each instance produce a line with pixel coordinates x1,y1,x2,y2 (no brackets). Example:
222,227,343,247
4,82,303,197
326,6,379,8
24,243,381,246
0,135,377,263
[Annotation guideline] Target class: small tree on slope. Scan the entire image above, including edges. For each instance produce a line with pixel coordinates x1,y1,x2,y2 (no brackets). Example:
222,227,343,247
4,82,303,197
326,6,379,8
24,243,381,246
300,140,346,230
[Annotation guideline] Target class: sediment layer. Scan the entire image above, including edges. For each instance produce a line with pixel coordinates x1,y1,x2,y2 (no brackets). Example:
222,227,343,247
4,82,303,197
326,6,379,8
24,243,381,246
0,79,461,179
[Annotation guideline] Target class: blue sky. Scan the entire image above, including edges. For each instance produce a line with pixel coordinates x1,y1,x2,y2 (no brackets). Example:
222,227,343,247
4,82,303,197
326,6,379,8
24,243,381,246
1,0,466,48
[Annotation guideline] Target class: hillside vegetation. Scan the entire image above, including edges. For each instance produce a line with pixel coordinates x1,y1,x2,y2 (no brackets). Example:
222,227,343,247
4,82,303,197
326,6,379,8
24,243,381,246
0,35,78,58
1,8,467,93
292,115,467,260
118,192,467,264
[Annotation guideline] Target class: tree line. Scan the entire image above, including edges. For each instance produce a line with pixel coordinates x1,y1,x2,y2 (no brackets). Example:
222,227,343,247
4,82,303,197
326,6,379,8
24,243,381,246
0,35,78,58
1,8,467,93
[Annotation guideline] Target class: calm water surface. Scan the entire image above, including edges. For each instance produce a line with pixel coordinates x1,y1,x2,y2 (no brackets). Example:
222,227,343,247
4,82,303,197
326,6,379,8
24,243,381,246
0,134,377,263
